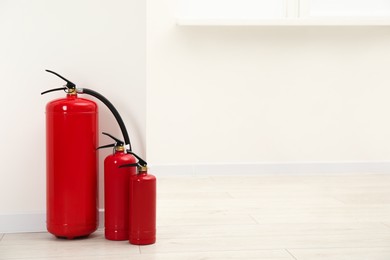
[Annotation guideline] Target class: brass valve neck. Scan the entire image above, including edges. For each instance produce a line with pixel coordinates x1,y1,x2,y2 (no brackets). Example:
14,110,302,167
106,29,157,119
138,166,148,172
115,146,125,152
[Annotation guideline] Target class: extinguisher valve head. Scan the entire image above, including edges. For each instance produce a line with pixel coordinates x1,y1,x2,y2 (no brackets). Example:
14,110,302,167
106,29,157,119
66,88,77,95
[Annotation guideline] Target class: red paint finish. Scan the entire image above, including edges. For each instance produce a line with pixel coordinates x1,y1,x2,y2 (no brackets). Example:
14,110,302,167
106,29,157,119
46,94,98,239
104,150,136,240
129,170,156,245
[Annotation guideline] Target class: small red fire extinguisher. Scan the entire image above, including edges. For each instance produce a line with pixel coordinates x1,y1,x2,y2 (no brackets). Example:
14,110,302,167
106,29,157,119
120,163,156,245
98,132,137,241
42,70,98,239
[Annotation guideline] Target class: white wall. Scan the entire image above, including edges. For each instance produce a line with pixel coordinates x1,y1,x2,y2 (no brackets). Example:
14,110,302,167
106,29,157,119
147,0,390,165
2,0,390,232
0,0,145,217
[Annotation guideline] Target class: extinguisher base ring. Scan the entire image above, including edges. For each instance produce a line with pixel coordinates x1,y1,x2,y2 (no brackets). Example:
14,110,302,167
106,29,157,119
129,231,156,245
105,229,129,241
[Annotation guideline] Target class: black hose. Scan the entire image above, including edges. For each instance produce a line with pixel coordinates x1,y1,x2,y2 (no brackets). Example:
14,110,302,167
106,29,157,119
81,88,132,151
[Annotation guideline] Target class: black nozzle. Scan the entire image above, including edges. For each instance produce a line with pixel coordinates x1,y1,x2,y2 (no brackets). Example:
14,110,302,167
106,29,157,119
118,163,139,168
41,87,66,95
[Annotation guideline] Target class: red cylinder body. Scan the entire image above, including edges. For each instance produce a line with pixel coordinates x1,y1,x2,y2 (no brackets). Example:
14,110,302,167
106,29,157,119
46,94,98,239
104,148,136,240
129,169,156,245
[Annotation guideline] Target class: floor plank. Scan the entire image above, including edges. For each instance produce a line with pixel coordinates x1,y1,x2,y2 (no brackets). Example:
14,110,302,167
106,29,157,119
0,231,140,259
288,247,390,260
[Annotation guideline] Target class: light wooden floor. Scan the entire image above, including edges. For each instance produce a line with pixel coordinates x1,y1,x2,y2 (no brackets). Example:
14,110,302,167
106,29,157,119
2,173,390,259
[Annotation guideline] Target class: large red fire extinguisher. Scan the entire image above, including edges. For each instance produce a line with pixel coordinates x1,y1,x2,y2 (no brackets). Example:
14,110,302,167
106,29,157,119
98,132,137,241
42,70,98,238
42,69,131,239
120,164,156,245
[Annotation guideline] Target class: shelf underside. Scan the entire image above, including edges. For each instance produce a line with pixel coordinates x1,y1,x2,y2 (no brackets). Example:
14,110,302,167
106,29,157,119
176,18,390,26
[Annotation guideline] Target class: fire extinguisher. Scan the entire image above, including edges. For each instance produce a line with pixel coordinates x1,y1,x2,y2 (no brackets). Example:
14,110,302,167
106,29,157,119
97,132,137,241
42,69,134,239
120,164,156,245
42,70,98,238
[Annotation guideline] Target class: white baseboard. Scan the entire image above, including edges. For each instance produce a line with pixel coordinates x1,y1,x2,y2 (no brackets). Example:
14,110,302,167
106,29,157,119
0,212,46,233
2,161,390,233
0,210,105,234
149,161,390,176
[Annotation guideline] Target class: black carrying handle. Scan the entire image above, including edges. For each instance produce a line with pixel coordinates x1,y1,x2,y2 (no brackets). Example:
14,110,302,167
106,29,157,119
96,143,116,150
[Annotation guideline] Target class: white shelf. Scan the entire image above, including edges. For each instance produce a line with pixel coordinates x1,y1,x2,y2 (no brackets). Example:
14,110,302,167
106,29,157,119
176,17,390,26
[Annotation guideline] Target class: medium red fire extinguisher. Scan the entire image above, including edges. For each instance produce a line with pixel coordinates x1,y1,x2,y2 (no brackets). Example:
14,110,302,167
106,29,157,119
42,70,98,239
120,164,156,245
98,132,137,241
